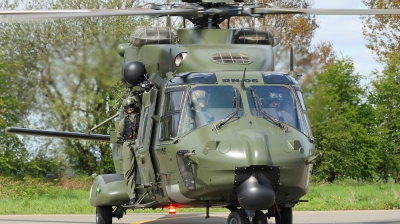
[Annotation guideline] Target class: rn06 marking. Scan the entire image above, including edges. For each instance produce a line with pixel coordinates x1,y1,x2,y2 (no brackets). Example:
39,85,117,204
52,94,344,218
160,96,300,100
222,79,258,83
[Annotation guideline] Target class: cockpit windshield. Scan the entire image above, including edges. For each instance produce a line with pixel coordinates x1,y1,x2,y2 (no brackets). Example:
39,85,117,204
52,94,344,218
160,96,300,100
179,86,243,136
247,86,311,136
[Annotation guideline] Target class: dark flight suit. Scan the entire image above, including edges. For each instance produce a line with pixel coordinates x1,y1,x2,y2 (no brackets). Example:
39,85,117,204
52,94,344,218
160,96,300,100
116,113,140,201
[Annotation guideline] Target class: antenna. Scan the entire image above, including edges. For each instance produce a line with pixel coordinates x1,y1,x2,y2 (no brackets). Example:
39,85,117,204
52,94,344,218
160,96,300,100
241,68,246,90
290,47,294,72
288,47,302,80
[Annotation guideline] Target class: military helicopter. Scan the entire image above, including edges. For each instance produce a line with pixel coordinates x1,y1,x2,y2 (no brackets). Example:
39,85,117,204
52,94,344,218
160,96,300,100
3,1,400,224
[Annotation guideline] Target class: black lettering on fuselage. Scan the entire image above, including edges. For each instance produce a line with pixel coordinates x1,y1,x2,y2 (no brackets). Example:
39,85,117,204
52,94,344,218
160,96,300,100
222,79,259,83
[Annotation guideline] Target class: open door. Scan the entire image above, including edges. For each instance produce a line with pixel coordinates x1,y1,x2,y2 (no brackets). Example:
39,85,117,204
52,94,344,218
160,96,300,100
136,88,158,186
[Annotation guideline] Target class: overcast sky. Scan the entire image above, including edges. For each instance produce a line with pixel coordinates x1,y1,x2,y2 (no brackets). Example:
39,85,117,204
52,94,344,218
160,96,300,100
311,0,382,84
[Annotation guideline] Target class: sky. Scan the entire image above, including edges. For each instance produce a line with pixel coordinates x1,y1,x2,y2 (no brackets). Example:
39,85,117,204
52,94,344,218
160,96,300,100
311,0,383,84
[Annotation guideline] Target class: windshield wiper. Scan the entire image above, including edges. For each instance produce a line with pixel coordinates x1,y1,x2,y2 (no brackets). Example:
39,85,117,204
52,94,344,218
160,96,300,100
216,89,241,130
249,87,284,128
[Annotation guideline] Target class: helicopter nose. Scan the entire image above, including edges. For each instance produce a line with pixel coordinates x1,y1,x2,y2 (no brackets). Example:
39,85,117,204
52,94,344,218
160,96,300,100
236,171,275,210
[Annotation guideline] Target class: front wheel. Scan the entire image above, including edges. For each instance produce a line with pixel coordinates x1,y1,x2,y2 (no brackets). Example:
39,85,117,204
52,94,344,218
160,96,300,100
96,206,113,224
275,207,292,224
253,210,268,224
227,210,249,224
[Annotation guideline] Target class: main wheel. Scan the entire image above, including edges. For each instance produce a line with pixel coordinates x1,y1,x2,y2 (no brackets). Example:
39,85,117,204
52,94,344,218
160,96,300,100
96,206,113,224
275,207,292,224
227,210,249,224
253,210,268,224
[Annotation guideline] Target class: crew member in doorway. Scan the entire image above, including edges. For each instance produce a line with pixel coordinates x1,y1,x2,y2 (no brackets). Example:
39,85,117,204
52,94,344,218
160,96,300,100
116,97,140,206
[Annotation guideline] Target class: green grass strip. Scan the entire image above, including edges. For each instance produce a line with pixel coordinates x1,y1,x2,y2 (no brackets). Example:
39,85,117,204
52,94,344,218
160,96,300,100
1,177,400,214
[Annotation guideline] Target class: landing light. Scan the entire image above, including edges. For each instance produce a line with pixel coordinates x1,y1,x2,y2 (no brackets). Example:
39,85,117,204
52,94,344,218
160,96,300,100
168,205,177,214
174,52,187,67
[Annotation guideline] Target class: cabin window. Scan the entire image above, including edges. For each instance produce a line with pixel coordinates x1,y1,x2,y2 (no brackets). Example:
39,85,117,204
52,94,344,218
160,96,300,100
179,86,244,136
247,86,310,136
160,88,184,140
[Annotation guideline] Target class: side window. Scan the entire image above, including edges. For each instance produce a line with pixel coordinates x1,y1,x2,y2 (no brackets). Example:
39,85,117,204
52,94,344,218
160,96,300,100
296,91,312,136
296,91,306,111
160,89,184,140
138,107,149,147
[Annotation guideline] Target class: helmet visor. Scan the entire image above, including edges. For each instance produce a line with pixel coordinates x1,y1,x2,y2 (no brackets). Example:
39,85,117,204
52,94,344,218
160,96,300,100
124,103,136,110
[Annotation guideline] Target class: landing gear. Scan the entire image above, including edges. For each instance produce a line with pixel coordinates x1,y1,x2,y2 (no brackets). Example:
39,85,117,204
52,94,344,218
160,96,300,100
253,210,268,224
275,207,293,224
96,206,113,224
227,209,268,224
227,210,249,224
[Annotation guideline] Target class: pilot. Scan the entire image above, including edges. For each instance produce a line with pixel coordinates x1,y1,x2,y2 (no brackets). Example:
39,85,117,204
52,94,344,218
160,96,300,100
116,97,140,206
190,89,214,127
266,92,294,126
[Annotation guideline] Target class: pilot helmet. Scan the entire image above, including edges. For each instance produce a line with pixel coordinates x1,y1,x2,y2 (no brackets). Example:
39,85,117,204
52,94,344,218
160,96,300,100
190,89,207,110
191,89,206,100
267,92,280,106
123,97,138,111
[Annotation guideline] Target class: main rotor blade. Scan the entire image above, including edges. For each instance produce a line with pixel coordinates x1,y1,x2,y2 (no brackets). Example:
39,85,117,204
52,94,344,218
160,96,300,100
0,8,198,22
2,6,400,22
253,8,400,15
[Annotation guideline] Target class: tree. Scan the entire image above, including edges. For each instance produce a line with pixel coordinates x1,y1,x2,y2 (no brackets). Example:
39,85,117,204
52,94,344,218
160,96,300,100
362,0,400,58
0,55,24,176
305,58,381,182
1,0,152,175
368,53,400,182
0,50,32,176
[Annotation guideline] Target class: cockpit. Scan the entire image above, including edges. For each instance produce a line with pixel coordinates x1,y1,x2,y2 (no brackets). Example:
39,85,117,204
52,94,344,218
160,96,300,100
247,85,311,136
159,72,312,140
180,86,244,136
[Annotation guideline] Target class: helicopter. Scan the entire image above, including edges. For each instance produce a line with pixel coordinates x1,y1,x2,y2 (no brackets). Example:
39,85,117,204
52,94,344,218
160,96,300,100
3,1,400,224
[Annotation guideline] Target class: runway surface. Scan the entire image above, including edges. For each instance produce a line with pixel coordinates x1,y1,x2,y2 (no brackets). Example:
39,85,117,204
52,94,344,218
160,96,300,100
0,210,400,224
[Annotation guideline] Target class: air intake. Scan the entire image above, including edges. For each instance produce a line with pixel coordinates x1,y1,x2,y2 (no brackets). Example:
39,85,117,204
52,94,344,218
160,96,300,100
212,53,251,64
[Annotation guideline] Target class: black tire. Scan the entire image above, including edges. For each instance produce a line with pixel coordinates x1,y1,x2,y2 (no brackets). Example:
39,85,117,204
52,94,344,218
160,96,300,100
275,207,292,224
227,210,249,224
96,206,113,224
253,210,268,224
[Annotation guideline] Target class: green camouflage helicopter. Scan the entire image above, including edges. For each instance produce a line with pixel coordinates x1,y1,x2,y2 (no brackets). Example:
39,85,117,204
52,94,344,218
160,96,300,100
3,1,400,224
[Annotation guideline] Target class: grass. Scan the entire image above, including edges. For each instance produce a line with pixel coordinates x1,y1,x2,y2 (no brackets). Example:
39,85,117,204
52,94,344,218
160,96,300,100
0,176,95,214
295,179,400,211
1,176,400,214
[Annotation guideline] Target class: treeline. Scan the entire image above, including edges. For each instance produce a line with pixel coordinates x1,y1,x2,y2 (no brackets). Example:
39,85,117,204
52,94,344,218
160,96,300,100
1,0,399,182
306,54,400,182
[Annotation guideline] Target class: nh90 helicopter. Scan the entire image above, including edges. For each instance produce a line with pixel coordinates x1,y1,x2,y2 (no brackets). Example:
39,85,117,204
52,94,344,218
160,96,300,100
3,1,400,224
